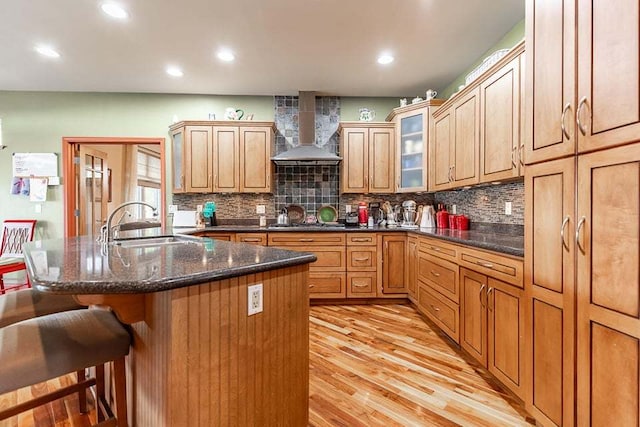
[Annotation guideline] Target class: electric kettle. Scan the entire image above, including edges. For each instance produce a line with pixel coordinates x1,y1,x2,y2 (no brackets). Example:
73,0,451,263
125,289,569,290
277,208,290,226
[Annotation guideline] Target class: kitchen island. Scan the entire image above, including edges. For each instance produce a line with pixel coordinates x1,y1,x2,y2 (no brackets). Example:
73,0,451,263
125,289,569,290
22,235,316,426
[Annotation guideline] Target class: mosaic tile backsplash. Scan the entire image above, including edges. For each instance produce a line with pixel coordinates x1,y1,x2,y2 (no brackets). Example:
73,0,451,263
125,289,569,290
173,96,525,227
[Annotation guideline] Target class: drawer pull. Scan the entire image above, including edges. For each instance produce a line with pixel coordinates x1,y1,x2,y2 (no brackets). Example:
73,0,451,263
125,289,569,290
242,238,261,242
353,257,370,262
352,238,371,242
576,216,586,253
430,271,441,278
479,284,486,308
353,283,369,288
308,284,315,288
299,238,314,242
560,215,570,250
429,304,440,312
430,246,441,252
487,287,494,311
476,261,494,269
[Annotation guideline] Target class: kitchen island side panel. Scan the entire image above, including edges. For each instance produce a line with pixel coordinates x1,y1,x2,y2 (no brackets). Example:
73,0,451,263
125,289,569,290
128,264,309,426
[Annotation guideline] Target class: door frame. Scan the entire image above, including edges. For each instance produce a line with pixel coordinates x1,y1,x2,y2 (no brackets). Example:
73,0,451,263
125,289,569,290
62,137,166,238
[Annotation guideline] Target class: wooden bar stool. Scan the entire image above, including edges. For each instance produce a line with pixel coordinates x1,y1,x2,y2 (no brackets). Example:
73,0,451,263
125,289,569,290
0,308,131,426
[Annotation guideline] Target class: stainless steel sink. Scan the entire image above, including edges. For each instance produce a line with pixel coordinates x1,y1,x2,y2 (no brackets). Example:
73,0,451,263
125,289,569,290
112,234,201,248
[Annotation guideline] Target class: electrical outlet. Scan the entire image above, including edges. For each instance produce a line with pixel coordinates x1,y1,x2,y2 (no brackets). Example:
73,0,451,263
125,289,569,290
256,205,266,214
345,205,352,213
248,283,263,316
505,201,512,215
452,204,457,214
168,204,178,214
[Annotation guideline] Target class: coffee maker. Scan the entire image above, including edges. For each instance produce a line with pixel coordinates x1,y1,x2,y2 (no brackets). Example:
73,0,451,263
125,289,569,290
368,202,383,225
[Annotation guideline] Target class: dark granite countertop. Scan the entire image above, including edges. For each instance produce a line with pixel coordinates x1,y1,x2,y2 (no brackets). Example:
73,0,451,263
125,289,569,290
171,224,524,257
23,236,317,294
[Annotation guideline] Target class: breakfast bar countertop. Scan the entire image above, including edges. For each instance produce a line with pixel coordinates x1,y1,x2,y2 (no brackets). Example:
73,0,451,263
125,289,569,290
22,236,317,294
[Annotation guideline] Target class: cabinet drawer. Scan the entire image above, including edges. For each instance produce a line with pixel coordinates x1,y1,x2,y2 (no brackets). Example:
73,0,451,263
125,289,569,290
347,272,377,298
418,283,460,343
309,248,346,271
308,272,346,299
197,232,235,241
459,247,523,288
417,254,459,303
347,234,377,246
417,237,458,263
347,247,377,271
268,232,346,246
235,233,267,245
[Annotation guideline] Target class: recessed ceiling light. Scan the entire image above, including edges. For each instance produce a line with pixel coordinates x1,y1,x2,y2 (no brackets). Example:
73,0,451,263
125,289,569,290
377,54,394,65
166,66,183,77
101,3,129,19
217,50,235,62
35,45,60,58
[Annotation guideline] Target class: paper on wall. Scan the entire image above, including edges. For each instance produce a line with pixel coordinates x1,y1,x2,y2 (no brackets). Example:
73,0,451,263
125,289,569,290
29,177,48,202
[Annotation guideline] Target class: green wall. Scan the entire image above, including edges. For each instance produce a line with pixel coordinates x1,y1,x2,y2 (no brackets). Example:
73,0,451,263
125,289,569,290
438,19,525,99
340,97,400,121
0,91,274,239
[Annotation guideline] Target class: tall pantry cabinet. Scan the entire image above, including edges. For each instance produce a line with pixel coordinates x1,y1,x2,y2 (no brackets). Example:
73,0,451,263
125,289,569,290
525,0,640,426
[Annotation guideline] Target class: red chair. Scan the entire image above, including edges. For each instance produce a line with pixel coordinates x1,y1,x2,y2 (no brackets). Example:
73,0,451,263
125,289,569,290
0,220,37,294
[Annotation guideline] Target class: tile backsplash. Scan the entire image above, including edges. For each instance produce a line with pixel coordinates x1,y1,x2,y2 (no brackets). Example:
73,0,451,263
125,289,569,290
173,96,525,226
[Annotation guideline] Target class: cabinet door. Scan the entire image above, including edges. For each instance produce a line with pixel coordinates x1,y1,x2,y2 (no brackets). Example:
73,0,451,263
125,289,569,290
525,157,575,427
406,237,418,301
452,87,480,187
480,56,521,182
213,126,240,192
185,126,213,192
340,127,368,193
576,143,640,426
397,111,427,192
240,126,272,193
577,0,640,153
524,0,576,164
488,278,524,399
381,235,407,294
368,127,395,193
171,127,185,193
430,109,453,191
460,268,487,366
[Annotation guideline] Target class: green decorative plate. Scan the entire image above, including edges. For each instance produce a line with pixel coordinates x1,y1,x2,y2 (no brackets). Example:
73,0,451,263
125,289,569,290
318,205,338,223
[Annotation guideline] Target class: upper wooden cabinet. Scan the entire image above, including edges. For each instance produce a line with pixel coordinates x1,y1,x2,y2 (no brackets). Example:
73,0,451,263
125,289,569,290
169,121,275,194
525,0,640,164
338,122,395,194
430,42,524,191
386,100,443,192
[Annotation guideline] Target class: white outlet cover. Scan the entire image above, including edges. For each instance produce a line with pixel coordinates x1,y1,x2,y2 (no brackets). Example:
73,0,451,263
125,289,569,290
505,201,512,215
248,283,263,316
168,204,178,214
256,204,266,214
345,205,352,213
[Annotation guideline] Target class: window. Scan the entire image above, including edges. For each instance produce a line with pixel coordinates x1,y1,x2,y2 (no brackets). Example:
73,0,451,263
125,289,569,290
135,147,161,217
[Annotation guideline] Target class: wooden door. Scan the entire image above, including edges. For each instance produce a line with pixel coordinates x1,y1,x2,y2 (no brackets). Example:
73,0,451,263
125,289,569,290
430,109,453,191
460,268,487,366
381,235,407,294
340,127,368,193
577,0,640,153
171,127,185,193
406,237,418,301
524,0,576,164
525,157,575,427
452,87,480,187
488,278,524,399
185,126,213,192
213,126,240,192
368,127,395,193
240,126,272,193
78,147,109,238
576,143,640,426
480,56,521,182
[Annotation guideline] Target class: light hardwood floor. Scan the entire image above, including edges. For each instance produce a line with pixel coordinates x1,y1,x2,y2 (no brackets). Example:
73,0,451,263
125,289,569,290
309,304,534,426
0,303,534,426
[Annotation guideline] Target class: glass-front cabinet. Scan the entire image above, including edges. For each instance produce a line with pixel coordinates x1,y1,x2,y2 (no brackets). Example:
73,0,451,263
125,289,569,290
389,100,443,192
171,127,185,193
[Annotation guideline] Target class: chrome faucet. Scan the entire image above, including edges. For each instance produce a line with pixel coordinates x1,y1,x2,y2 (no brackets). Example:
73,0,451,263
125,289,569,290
100,201,158,243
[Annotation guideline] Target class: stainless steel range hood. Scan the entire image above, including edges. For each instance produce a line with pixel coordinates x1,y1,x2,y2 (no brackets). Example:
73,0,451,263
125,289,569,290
271,91,342,166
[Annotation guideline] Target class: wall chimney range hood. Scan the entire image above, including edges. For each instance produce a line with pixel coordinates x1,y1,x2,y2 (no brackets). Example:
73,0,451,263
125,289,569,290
270,91,342,166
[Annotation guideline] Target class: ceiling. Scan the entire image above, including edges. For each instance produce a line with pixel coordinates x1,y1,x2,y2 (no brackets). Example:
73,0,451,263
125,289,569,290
0,0,524,97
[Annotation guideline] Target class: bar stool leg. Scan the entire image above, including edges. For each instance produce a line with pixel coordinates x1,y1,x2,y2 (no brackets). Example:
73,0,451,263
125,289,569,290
96,364,106,421
77,369,88,413
113,357,128,427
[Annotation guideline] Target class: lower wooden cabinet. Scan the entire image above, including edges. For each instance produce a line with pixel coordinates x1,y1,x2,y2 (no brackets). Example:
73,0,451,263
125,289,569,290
381,234,407,294
406,237,418,301
347,272,377,298
347,234,378,298
417,282,460,343
235,232,267,245
307,273,346,299
460,267,525,399
195,232,235,241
